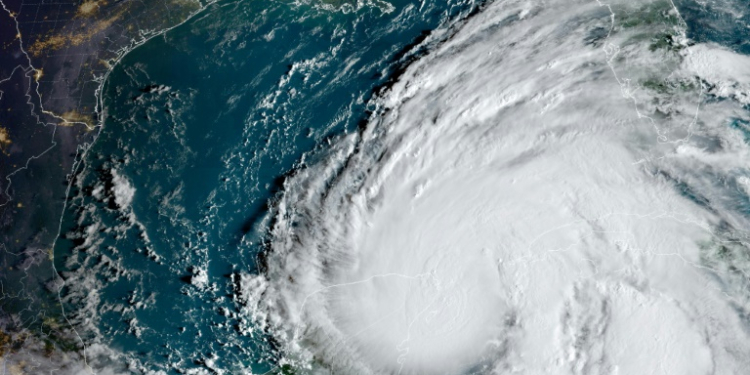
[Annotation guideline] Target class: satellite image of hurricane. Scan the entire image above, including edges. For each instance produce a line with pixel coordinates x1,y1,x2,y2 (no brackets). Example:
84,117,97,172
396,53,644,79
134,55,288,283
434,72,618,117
3,0,750,374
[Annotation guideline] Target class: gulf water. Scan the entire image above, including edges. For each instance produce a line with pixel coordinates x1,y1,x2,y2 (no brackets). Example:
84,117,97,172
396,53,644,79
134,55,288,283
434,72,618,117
55,0,477,372
52,0,750,373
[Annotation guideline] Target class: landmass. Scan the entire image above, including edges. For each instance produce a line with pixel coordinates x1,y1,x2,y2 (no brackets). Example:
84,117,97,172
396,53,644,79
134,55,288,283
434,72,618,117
0,0,215,372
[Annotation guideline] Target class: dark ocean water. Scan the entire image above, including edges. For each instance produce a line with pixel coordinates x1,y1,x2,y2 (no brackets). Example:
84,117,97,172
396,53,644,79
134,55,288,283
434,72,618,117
51,0,750,373
676,0,750,54
54,0,477,372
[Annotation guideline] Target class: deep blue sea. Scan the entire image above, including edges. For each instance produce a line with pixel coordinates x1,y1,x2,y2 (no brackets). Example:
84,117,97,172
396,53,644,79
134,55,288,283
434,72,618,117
54,0,477,372
51,0,750,373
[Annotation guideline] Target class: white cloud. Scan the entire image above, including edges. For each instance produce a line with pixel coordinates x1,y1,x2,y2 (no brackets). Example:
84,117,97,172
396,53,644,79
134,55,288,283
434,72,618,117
248,0,750,373
111,170,136,209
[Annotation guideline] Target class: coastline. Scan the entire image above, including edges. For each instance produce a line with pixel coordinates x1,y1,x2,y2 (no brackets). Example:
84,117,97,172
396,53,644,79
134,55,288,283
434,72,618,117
0,0,218,372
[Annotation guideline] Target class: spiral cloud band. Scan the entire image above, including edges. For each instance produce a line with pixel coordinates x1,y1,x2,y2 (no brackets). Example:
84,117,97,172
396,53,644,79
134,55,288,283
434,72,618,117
241,0,750,373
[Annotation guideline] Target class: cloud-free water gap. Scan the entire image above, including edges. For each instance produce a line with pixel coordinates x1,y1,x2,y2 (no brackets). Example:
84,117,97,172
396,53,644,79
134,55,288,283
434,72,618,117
52,0,481,373
42,0,750,373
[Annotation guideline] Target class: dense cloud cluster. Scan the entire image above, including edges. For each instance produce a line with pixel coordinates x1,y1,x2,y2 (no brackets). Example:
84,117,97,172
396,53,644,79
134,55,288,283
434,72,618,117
246,0,750,373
